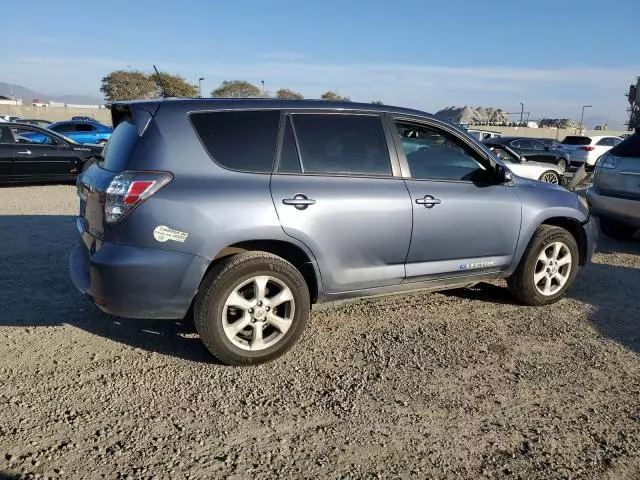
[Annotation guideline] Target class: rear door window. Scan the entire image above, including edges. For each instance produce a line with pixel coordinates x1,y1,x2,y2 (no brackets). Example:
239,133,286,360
291,114,391,176
562,136,592,146
609,133,640,158
191,110,280,173
50,123,74,133
75,123,96,132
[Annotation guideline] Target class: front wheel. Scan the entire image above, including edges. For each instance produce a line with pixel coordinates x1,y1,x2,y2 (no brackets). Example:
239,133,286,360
507,225,579,306
194,252,310,366
538,170,560,184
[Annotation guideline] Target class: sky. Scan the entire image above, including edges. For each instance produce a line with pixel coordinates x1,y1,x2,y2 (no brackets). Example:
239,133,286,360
1,0,638,127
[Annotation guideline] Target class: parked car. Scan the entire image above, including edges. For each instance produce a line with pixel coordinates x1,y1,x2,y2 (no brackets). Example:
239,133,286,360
47,120,112,145
559,135,623,170
70,99,598,365
481,136,570,172
13,118,52,128
0,123,102,184
467,129,502,141
587,131,640,240
483,142,563,184
71,116,97,122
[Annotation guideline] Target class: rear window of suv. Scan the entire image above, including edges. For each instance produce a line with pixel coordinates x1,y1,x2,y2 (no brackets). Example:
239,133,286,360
191,110,280,173
609,133,640,158
561,136,592,145
99,119,138,172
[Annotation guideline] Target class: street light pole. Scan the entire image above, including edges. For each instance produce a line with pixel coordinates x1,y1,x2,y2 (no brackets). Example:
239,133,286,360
579,105,592,133
198,77,205,98
520,102,524,125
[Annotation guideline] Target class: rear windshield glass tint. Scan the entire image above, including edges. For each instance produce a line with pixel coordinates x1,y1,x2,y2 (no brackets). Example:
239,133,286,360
561,136,591,145
190,110,280,172
610,133,640,158
99,119,138,172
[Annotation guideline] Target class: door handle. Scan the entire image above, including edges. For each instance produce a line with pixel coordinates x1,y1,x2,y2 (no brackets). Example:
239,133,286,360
17,150,32,155
283,194,316,210
415,195,441,208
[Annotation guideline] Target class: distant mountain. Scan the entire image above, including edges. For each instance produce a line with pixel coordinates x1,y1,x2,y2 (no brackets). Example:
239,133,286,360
0,81,103,105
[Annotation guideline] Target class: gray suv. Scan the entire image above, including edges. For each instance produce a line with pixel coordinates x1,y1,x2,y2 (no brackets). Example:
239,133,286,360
587,130,640,240
70,99,598,365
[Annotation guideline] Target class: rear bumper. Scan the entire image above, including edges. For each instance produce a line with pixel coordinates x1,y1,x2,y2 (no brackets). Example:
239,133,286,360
69,227,209,319
586,187,640,228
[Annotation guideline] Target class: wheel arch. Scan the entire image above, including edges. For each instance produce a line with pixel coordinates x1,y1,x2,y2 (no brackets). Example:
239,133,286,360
540,217,588,266
207,240,320,304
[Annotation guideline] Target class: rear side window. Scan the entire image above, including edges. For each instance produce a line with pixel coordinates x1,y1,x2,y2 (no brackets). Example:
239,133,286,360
562,136,591,145
610,133,640,158
291,114,391,176
50,123,73,133
100,119,139,172
191,110,280,173
75,123,95,132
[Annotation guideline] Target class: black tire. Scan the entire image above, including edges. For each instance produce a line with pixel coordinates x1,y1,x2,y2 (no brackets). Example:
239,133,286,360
600,219,637,241
538,170,560,184
507,225,579,306
194,252,310,366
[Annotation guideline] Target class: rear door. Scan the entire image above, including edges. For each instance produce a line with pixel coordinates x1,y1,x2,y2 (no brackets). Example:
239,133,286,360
71,123,99,144
270,112,413,293
391,117,521,280
12,126,78,179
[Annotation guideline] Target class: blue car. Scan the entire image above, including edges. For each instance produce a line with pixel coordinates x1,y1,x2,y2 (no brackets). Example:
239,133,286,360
46,120,113,145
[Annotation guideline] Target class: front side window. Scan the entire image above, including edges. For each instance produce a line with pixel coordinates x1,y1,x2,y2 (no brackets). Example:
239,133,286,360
190,110,281,173
12,127,56,145
396,121,489,182
291,114,391,176
488,145,518,163
530,140,546,150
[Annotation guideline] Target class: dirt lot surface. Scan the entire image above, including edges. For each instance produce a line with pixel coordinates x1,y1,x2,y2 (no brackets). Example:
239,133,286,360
1,185,639,480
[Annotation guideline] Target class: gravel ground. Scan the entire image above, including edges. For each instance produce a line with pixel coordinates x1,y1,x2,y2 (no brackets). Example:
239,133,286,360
1,185,639,480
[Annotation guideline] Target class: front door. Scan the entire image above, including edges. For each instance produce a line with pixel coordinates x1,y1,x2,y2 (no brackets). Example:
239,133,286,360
270,113,412,293
12,127,77,179
0,124,16,181
391,118,522,280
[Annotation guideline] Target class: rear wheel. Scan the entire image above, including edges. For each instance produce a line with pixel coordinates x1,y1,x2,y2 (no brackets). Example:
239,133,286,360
600,219,637,241
556,158,568,172
538,170,560,184
194,252,310,366
508,225,579,306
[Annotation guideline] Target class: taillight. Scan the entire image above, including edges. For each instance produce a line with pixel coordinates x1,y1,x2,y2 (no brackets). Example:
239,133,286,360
578,146,595,151
105,171,172,223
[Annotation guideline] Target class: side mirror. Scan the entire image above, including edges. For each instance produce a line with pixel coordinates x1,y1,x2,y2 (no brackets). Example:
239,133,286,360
496,164,513,183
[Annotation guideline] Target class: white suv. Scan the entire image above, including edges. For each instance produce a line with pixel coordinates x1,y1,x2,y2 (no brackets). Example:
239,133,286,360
560,135,623,169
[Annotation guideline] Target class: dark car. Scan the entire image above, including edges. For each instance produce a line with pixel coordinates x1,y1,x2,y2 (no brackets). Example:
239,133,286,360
70,98,597,366
0,123,102,184
484,136,570,172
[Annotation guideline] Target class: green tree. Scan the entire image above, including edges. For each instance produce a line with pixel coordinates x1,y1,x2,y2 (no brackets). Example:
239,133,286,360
275,88,304,100
371,100,384,105
211,80,262,98
320,90,350,102
151,72,198,97
100,70,156,102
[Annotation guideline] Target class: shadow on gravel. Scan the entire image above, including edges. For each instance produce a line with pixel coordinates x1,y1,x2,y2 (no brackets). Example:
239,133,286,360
444,235,640,355
0,215,215,364
0,472,20,480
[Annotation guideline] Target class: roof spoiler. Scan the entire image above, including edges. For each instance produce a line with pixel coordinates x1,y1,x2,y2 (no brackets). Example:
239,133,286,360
108,101,161,137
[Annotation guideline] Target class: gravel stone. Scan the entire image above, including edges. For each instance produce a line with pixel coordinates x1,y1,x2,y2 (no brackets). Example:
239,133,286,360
0,185,639,479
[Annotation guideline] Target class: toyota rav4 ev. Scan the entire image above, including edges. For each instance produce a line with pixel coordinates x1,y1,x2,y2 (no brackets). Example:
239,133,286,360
70,99,598,365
